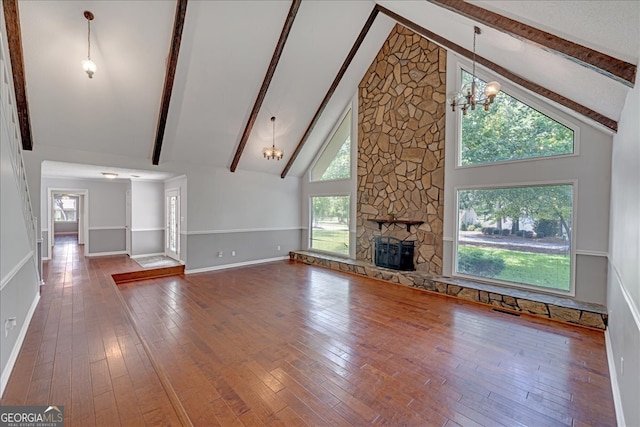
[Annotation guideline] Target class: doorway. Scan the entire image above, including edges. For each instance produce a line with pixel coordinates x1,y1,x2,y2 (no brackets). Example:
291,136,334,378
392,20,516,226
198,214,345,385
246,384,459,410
125,189,131,256
165,188,180,261
48,188,89,257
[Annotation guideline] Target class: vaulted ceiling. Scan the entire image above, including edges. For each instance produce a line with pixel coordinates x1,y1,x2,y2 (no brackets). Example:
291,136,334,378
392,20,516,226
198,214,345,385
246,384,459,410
6,0,639,179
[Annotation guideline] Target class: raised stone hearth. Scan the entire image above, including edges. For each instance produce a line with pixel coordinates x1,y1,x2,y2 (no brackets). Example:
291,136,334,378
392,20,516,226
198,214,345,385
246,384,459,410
290,250,607,330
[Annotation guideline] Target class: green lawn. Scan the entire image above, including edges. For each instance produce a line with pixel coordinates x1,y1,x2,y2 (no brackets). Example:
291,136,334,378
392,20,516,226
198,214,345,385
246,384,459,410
458,245,570,291
310,228,349,255
308,232,569,291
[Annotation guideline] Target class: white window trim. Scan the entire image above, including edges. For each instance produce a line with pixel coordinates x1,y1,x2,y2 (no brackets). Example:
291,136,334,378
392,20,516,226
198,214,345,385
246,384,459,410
450,58,581,170
308,193,352,258
453,179,578,297
309,102,354,183
303,94,358,259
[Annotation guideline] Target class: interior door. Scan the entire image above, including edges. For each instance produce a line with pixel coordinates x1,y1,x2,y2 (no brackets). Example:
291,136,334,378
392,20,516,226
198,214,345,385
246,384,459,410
78,195,85,245
125,190,131,255
165,189,180,260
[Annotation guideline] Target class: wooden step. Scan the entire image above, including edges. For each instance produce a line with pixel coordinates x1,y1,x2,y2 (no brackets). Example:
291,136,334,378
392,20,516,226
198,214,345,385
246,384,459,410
112,265,185,284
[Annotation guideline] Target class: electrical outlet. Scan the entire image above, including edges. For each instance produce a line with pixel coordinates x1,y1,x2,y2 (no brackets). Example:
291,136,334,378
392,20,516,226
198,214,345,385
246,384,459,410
217,251,223,258
620,357,624,375
277,245,281,251
231,251,236,257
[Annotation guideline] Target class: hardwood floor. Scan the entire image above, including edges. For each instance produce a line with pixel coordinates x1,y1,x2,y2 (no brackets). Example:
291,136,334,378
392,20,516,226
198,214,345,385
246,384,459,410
2,236,616,426
1,236,183,426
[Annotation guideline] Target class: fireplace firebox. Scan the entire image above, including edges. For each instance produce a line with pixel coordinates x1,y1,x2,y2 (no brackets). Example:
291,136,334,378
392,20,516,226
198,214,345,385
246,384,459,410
374,236,415,271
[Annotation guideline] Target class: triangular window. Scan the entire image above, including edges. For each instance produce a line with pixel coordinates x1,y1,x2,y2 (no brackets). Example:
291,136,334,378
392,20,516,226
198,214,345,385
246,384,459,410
310,109,351,181
459,70,574,166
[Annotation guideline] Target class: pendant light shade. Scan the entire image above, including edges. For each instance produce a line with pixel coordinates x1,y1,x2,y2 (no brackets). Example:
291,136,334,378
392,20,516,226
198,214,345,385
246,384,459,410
82,11,96,79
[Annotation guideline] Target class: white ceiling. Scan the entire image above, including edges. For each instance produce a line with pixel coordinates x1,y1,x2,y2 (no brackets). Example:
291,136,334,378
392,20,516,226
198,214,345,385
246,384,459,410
41,161,177,182
15,1,639,179
469,0,640,64
378,0,637,123
19,1,175,160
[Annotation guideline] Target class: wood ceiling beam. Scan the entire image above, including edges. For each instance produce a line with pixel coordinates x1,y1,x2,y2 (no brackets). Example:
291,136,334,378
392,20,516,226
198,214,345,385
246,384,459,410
152,0,188,166
3,0,33,150
377,5,618,132
426,0,636,87
281,6,379,179
281,3,620,178
230,0,302,172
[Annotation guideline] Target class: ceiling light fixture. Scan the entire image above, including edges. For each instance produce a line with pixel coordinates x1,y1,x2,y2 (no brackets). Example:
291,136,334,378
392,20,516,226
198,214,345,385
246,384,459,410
82,11,97,79
263,116,284,161
102,172,118,179
448,26,501,115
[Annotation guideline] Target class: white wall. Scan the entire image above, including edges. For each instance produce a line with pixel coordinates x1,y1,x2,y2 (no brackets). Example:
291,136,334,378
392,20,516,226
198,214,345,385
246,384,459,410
444,54,612,304
1,99,40,390
41,177,127,257
185,165,301,271
1,127,33,281
22,143,302,270
186,167,300,232
131,181,164,230
0,11,40,396
41,177,126,228
607,59,640,427
129,180,164,257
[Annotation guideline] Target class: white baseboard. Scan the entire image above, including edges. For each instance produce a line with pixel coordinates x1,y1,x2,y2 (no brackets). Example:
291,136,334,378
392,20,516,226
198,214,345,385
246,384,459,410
86,251,128,257
604,329,626,427
130,252,165,259
1,292,40,398
185,256,288,274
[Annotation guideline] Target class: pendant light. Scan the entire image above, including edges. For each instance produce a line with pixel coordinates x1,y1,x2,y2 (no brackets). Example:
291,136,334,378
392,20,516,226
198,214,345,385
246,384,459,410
448,26,501,114
81,11,97,79
263,116,284,160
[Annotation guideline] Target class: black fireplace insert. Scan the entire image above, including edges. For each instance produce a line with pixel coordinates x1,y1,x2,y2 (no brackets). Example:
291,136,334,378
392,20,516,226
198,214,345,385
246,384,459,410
374,236,415,271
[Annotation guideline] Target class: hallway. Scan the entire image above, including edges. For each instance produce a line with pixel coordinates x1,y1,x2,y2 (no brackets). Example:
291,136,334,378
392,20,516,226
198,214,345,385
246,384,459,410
1,236,183,425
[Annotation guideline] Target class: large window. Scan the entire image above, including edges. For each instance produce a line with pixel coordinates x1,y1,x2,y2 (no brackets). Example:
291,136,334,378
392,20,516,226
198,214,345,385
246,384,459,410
54,196,77,222
310,109,351,181
310,195,350,255
456,184,573,292
460,70,574,166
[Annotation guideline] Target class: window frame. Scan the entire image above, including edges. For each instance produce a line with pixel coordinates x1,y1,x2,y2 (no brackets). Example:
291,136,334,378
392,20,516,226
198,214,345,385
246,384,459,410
453,180,578,297
308,193,351,258
453,62,581,170
54,197,78,222
308,104,353,183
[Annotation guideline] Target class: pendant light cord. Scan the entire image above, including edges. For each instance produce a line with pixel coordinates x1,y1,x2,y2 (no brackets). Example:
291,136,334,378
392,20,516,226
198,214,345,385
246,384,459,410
87,18,91,59
271,117,276,150
472,27,477,81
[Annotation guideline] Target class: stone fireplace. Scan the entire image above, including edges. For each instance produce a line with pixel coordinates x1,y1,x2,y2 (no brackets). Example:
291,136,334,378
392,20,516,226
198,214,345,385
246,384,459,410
374,236,415,271
356,24,446,275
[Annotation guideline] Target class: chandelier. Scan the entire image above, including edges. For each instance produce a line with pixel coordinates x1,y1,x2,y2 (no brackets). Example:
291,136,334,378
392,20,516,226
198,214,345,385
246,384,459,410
448,26,501,114
263,116,284,160
81,11,97,79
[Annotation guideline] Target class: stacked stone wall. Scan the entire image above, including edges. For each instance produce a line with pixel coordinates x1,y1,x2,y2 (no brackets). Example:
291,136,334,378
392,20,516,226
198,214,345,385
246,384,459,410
357,25,446,274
